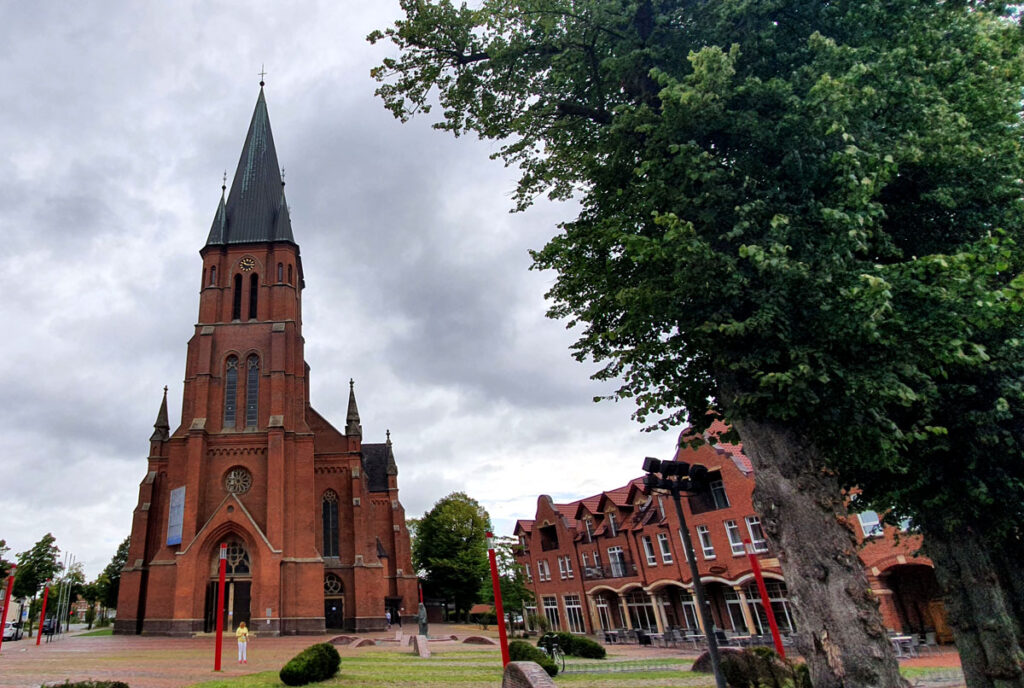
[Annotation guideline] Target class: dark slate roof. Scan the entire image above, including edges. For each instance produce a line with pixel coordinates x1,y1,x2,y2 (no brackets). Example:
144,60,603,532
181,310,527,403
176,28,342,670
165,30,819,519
206,87,295,247
362,443,393,493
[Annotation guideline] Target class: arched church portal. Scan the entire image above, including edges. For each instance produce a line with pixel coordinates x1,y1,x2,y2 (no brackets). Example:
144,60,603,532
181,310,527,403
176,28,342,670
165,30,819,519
203,538,252,632
324,573,345,629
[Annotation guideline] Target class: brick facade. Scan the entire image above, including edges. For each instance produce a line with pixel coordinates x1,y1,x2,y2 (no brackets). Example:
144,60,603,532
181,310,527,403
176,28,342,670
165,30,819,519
513,423,947,642
115,87,417,636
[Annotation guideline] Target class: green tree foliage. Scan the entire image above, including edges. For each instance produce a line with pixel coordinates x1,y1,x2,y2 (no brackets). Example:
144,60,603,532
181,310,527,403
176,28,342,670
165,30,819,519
97,537,130,611
12,534,61,601
477,535,536,629
371,2,1024,685
412,492,491,621
0,539,13,580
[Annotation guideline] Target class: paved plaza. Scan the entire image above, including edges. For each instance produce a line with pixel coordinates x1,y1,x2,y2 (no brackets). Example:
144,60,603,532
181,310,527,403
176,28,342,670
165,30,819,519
0,625,964,688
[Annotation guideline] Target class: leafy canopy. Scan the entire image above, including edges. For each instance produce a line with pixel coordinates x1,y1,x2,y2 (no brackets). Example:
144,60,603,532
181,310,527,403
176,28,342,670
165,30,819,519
371,0,1024,532
412,492,491,617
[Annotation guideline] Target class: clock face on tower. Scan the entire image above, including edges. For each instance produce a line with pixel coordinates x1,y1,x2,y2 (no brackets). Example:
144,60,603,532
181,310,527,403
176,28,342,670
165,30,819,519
239,257,256,272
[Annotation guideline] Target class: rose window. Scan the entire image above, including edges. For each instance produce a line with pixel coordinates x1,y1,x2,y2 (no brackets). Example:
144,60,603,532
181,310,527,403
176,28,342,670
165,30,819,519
225,467,252,494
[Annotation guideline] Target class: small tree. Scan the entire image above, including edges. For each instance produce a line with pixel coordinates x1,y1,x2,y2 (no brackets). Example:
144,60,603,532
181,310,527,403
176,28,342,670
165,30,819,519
413,493,491,622
12,534,61,635
478,536,536,633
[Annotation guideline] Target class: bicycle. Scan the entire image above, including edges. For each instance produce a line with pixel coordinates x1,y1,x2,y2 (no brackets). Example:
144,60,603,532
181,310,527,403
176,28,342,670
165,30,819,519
539,633,566,672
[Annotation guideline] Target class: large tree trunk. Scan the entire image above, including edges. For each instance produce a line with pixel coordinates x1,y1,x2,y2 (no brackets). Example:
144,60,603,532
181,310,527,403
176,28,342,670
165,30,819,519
924,532,1024,688
730,416,906,688
989,543,1024,643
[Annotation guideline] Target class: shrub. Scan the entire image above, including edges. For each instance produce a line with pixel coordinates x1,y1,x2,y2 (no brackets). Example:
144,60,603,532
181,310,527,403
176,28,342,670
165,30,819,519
717,647,808,688
279,642,341,686
508,639,558,676
538,631,606,659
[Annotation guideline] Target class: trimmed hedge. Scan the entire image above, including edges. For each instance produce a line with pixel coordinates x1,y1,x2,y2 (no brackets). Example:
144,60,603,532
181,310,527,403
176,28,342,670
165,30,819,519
508,639,558,676
545,631,606,659
279,642,341,686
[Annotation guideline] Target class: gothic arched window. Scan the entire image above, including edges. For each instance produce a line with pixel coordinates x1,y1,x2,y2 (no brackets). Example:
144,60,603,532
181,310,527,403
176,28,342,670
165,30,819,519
210,265,217,286
245,355,259,427
322,490,339,557
248,274,259,319
277,262,284,282
288,264,293,284
232,274,243,320
224,356,238,428
211,539,251,577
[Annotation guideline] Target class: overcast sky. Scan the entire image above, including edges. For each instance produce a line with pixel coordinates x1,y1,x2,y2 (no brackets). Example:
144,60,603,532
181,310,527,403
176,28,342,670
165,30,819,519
0,1,675,580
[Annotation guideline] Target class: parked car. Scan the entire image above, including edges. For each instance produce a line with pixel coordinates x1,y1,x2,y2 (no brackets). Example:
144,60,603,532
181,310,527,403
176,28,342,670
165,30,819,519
41,617,57,636
3,621,22,640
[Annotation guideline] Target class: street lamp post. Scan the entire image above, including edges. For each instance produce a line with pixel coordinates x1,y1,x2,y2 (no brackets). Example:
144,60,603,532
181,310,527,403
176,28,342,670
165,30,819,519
642,456,726,688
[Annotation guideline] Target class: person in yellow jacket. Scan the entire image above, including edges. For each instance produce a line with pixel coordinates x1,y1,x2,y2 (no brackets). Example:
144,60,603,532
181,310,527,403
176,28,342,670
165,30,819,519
235,621,250,663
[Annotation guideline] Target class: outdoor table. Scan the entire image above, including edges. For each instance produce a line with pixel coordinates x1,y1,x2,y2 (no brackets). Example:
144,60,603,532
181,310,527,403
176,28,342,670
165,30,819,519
891,635,917,657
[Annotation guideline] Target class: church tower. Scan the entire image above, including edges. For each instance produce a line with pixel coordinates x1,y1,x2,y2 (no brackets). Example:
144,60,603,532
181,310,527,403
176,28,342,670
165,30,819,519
116,85,418,636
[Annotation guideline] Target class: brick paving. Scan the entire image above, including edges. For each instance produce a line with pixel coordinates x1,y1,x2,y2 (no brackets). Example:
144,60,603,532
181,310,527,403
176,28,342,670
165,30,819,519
0,626,965,688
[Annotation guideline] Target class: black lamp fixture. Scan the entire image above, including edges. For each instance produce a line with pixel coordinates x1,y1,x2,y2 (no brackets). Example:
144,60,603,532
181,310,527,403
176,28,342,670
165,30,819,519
642,456,726,688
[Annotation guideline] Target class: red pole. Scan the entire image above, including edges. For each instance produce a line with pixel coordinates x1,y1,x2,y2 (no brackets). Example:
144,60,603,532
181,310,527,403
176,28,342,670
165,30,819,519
0,565,16,654
486,532,510,667
36,580,51,646
214,544,227,671
745,539,785,659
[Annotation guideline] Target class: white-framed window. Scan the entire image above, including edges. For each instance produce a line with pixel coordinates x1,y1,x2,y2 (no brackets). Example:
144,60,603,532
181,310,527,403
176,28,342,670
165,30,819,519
564,555,574,579
607,512,618,536
557,556,568,579
519,534,529,551
657,532,673,563
524,601,538,629
745,516,769,552
564,594,586,633
581,552,590,569
858,511,883,538
593,550,602,570
657,496,666,519
525,563,533,583
537,560,551,581
725,520,746,556
697,525,715,559
542,595,561,631
585,518,594,542
677,528,689,561
607,546,627,577
710,479,730,509
642,535,657,566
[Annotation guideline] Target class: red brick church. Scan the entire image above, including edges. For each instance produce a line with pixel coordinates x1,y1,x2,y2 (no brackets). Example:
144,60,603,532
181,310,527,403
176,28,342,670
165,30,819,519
115,85,418,636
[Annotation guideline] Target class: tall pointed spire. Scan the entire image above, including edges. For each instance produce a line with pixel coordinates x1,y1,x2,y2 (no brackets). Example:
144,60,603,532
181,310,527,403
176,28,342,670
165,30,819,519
150,386,170,442
206,85,295,247
346,378,362,437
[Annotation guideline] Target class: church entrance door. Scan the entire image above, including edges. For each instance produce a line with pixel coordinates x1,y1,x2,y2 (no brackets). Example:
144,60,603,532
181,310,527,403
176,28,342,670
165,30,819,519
324,573,345,629
203,539,253,632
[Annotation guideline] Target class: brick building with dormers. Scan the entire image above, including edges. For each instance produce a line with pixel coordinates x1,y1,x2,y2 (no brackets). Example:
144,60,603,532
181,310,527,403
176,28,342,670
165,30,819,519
513,422,949,643
115,85,418,637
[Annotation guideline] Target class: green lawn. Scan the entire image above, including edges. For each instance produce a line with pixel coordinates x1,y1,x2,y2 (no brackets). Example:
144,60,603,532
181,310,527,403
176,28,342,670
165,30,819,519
76,628,114,636
188,649,961,688
189,650,711,688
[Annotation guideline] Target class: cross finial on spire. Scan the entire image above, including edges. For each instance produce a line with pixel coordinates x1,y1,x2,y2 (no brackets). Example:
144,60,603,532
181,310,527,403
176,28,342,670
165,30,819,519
221,170,227,193
259,64,267,87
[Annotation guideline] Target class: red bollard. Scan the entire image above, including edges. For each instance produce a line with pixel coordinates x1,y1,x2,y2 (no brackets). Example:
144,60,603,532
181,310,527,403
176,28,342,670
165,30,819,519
36,580,51,646
0,564,16,654
213,544,227,671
